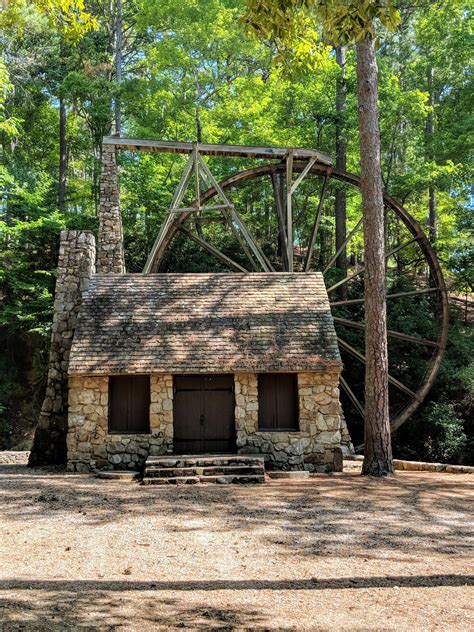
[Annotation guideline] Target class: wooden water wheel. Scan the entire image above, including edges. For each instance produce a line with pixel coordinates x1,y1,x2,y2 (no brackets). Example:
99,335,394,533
109,137,449,446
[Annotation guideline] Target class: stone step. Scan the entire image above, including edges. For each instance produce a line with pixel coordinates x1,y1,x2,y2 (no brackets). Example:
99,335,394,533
145,467,199,478
142,476,200,486
141,454,267,485
201,465,264,476
145,455,264,469
144,464,264,478
201,474,265,484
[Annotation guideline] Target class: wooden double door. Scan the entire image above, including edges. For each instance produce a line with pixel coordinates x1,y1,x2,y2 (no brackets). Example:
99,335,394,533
173,374,236,454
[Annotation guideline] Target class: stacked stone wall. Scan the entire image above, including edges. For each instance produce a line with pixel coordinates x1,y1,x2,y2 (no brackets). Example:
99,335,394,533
29,231,96,466
97,144,126,273
235,372,350,471
67,371,352,472
67,374,173,472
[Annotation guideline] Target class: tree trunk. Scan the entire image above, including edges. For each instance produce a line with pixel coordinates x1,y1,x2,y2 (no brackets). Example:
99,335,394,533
114,0,122,134
335,46,347,281
58,95,67,213
426,67,437,242
356,36,394,476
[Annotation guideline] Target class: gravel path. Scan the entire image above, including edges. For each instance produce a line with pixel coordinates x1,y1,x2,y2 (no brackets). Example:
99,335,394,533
0,463,473,631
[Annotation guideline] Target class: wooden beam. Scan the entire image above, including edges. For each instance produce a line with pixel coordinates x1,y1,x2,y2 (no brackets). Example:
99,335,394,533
179,226,248,272
304,174,330,272
340,376,365,419
290,157,318,194
323,217,363,274
231,208,274,272
271,172,289,271
286,149,294,272
103,136,333,165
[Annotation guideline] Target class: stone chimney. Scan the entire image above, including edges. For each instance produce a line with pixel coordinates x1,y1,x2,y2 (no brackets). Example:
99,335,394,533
97,144,126,273
29,231,96,466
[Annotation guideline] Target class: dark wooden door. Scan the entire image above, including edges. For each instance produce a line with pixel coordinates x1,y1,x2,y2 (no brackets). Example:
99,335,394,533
173,374,235,454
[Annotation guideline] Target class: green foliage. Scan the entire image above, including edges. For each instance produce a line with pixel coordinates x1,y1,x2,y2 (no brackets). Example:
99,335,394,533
243,0,400,46
394,402,468,464
2,0,97,42
0,0,472,460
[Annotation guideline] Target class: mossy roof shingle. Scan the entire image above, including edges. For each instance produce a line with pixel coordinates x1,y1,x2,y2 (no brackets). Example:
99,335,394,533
68,273,341,375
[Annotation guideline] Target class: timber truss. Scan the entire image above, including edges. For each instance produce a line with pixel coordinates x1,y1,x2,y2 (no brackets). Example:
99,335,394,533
103,136,332,274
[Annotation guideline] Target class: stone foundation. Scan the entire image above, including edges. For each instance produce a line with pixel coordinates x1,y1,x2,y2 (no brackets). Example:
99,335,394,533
67,375,173,472
29,231,96,466
235,372,349,472
67,371,351,472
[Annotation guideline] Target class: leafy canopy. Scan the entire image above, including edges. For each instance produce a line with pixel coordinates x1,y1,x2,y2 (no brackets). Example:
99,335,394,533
243,0,400,45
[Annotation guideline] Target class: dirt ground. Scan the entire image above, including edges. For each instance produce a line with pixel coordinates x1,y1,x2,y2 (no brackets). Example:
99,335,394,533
0,462,473,631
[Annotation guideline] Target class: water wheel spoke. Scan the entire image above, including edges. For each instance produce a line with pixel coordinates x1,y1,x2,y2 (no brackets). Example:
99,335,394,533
385,235,420,259
330,286,439,307
340,376,365,419
337,337,418,400
327,236,423,293
230,208,274,272
323,217,363,275
286,149,294,271
178,226,248,273
327,267,364,294
333,316,440,348
220,208,260,271
143,156,196,273
385,287,439,300
304,174,330,272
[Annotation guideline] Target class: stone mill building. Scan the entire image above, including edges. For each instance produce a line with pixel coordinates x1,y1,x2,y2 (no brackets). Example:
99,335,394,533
29,141,352,475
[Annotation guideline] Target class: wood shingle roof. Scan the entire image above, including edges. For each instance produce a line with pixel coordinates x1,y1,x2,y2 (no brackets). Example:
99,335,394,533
68,273,341,375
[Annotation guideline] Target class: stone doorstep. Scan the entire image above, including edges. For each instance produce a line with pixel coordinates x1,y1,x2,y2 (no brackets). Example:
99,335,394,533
144,465,264,478
141,476,200,486
142,474,265,485
200,475,265,484
145,455,265,468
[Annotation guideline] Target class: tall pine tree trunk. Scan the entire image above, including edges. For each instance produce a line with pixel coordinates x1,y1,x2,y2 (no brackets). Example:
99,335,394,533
58,95,67,213
335,46,347,281
426,67,437,242
114,0,122,134
356,36,394,476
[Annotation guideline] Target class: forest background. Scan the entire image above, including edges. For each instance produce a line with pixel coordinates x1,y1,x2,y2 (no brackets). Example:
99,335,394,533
0,0,472,463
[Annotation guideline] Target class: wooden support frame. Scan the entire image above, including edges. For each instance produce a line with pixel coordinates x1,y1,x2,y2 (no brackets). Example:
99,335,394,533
286,149,294,271
103,135,333,164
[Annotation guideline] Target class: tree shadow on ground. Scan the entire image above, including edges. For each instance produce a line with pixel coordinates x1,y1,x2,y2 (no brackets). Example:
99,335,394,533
1,465,473,565
1,575,473,631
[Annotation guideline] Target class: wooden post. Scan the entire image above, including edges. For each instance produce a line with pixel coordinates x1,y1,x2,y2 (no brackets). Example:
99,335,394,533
286,149,294,271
